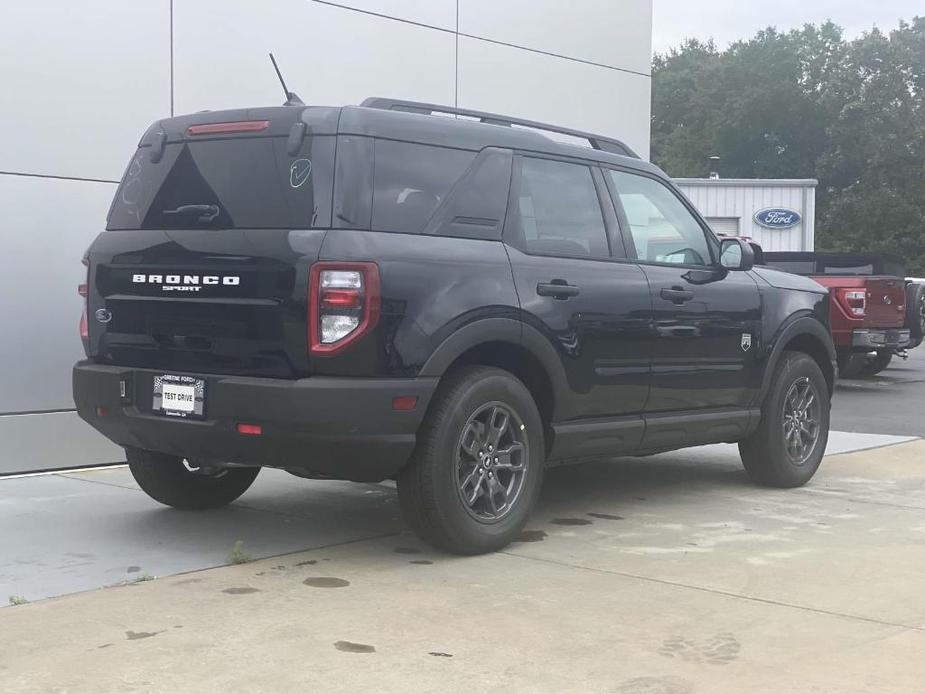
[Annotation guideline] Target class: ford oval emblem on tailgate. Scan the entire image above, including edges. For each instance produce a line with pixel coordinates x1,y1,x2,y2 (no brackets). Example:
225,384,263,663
754,208,802,229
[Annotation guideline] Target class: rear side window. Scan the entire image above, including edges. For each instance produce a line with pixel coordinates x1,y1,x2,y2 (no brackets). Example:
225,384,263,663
513,157,609,259
371,140,475,233
107,136,334,230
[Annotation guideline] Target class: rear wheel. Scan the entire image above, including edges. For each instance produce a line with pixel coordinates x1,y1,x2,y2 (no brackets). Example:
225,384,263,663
739,351,830,488
860,350,893,377
397,366,544,555
127,448,259,510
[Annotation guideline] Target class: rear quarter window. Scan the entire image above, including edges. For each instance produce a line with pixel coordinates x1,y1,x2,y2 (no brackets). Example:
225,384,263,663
371,140,476,234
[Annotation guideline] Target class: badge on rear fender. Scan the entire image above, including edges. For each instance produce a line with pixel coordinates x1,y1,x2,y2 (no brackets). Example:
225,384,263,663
741,333,753,352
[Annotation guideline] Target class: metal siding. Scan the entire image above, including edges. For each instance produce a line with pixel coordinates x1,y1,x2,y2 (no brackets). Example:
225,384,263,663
676,180,815,252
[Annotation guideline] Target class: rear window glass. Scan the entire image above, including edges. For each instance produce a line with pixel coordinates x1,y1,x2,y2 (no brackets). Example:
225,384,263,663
107,136,334,230
371,140,475,233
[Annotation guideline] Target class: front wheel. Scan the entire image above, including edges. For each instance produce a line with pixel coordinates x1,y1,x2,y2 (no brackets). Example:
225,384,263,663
397,366,544,555
127,448,260,510
739,351,830,488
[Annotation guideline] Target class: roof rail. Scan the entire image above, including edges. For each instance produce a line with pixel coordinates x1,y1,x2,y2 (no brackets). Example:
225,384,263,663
360,97,639,159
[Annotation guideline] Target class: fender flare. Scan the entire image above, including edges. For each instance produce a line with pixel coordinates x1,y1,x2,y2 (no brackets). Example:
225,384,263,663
759,314,836,403
419,318,573,420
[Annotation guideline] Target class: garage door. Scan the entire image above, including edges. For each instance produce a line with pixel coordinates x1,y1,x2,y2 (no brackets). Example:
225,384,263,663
707,217,740,236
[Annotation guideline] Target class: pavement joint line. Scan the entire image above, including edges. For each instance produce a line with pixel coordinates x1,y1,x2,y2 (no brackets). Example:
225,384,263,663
54,472,141,492
824,437,920,456
792,490,925,512
499,550,925,633
1,464,127,481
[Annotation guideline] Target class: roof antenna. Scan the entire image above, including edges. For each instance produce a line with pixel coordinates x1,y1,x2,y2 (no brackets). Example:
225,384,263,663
269,53,303,106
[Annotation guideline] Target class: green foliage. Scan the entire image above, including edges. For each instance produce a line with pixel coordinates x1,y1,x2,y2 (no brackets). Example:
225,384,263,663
653,18,925,274
8,595,29,606
229,540,251,565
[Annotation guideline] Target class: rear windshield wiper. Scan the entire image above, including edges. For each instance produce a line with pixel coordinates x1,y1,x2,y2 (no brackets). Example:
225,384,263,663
162,204,220,223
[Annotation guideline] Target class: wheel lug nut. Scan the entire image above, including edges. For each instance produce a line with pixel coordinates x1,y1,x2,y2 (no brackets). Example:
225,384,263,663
494,457,499,463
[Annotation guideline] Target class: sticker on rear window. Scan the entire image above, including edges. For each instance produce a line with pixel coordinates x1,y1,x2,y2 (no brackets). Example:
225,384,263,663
290,158,312,188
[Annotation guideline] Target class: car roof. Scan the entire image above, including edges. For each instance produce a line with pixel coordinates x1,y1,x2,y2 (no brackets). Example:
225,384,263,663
333,105,662,177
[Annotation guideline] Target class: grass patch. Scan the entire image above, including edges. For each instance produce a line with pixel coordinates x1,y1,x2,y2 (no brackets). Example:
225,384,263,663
133,573,155,583
229,540,251,565
8,595,29,606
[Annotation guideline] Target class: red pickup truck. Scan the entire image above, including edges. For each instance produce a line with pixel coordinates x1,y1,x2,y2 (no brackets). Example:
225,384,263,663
763,252,924,377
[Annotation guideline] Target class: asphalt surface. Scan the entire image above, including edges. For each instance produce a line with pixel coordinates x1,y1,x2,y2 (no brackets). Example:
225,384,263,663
831,347,925,437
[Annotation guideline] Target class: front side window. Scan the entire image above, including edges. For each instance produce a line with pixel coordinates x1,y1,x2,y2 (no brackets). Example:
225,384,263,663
609,170,712,266
514,157,609,259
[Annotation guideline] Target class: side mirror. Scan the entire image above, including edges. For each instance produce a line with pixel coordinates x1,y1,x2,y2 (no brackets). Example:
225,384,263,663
719,237,755,272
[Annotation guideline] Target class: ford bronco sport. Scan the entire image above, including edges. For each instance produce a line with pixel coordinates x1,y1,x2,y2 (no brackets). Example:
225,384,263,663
74,98,837,554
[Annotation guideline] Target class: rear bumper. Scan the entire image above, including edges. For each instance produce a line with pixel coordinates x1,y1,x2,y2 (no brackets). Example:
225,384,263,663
850,328,911,350
73,362,437,482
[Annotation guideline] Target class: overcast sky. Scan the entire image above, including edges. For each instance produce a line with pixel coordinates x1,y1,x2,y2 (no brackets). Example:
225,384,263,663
652,0,922,54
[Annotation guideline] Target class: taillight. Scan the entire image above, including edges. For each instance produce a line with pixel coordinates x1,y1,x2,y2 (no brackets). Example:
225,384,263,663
839,289,867,317
309,263,381,354
79,258,90,344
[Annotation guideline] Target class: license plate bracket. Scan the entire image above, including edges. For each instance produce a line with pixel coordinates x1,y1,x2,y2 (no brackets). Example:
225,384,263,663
153,374,205,418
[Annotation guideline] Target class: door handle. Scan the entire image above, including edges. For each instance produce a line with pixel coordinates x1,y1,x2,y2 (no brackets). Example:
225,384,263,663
660,287,694,304
537,281,580,300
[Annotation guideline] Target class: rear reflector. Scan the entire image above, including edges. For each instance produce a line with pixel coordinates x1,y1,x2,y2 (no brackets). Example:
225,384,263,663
237,423,263,436
96,407,110,417
187,120,270,136
391,396,418,412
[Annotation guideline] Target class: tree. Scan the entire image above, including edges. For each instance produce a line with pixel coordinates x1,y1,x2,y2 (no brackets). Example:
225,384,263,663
652,18,925,274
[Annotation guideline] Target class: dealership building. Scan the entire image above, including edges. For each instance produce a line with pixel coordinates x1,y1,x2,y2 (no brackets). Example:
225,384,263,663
0,0,654,473
675,178,817,252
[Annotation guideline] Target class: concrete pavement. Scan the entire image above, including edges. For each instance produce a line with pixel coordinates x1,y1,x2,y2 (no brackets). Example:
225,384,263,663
0,431,913,603
2,440,925,693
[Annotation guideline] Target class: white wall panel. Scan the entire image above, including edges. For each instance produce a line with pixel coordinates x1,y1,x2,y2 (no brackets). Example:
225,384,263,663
0,175,116,414
460,0,652,75
0,412,124,475
319,0,456,30
457,37,651,158
0,0,170,181
174,0,456,114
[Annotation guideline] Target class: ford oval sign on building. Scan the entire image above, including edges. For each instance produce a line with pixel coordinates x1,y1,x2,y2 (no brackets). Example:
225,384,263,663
754,208,802,229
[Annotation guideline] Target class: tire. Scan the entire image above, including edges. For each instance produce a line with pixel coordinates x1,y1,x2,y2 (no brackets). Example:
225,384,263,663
739,351,830,488
127,448,259,510
860,350,893,377
397,366,544,555
837,352,866,379
907,283,925,342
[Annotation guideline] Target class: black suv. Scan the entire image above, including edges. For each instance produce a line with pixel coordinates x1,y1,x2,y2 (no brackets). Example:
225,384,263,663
74,98,836,554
